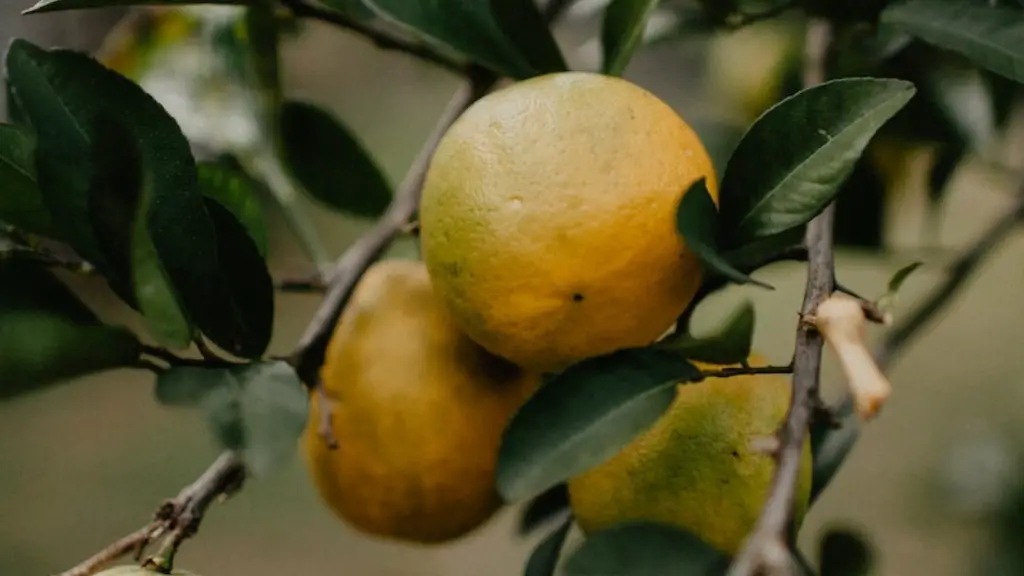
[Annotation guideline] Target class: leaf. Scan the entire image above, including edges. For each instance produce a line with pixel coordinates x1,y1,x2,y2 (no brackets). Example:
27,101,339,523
0,311,141,400
519,483,571,536
562,521,731,575
660,301,755,365
881,0,1024,85
489,0,567,75
601,0,661,76
280,101,392,218
363,0,535,78
7,40,273,358
676,179,773,289
0,259,97,322
156,361,310,477
721,226,807,271
524,516,572,576
876,261,923,312
718,78,916,247
5,81,26,124
819,527,874,576
496,348,702,502
23,0,246,13
197,162,269,257
0,124,50,235
810,398,858,503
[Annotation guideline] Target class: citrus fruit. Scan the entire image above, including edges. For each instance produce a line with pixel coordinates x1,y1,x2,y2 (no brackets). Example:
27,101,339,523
419,71,718,373
300,259,541,544
566,354,812,554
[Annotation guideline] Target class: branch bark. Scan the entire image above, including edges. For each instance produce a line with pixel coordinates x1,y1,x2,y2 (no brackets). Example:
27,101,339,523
725,18,835,576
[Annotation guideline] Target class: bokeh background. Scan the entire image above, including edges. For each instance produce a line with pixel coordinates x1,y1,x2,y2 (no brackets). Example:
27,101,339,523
3,2,1024,575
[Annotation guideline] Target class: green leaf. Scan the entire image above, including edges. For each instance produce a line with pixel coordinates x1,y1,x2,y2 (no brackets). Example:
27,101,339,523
660,301,755,364
876,261,923,312
280,101,392,219
156,361,309,476
721,226,807,272
489,0,567,75
496,348,702,502
7,40,273,358
524,516,572,576
0,311,141,400
0,123,50,235
601,0,662,76
198,162,269,257
676,179,773,289
810,398,858,503
5,81,26,124
881,0,1024,85
563,521,731,575
718,78,916,247
519,483,570,536
819,527,874,576
23,0,246,13
363,0,535,78
0,259,97,322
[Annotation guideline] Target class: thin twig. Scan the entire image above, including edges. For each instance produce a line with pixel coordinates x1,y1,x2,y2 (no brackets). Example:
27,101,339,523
280,0,467,75
726,18,835,576
725,1,798,29
701,365,794,379
276,275,328,293
55,453,246,576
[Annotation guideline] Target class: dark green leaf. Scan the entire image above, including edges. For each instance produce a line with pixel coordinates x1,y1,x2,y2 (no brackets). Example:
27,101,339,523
363,0,535,78
280,101,392,218
0,312,140,400
819,527,874,576
525,516,572,576
496,348,701,502
7,40,273,357
0,258,96,322
601,0,661,76
659,301,755,364
198,162,269,257
563,522,731,576
0,123,51,235
156,361,309,476
519,483,570,536
881,0,1024,85
718,78,916,247
810,398,858,503
721,226,807,271
490,0,567,75
877,261,924,311
23,0,246,13
5,81,26,124
676,179,773,289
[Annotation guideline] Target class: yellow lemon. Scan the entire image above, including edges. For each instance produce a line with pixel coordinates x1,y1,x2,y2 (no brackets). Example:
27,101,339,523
419,71,718,373
301,259,540,544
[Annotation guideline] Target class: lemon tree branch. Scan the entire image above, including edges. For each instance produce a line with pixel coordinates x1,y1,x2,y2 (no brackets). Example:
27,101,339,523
725,17,836,576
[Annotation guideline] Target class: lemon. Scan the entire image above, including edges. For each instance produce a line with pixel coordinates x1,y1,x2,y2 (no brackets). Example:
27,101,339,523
567,354,812,554
419,71,718,373
301,259,540,544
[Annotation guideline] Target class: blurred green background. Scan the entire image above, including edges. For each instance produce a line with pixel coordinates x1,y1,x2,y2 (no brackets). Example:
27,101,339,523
3,4,1024,575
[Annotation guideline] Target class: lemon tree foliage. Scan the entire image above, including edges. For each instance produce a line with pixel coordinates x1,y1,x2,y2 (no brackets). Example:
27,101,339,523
197,161,270,257
23,0,244,12
563,522,732,576
658,300,756,365
524,516,573,576
279,101,393,218
0,124,50,236
601,0,663,76
156,361,309,477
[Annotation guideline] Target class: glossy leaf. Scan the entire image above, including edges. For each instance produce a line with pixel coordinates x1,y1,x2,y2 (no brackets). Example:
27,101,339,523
0,259,96,322
525,516,572,576
497,348,701,502
601,0,661,76
5,81,26,124
882,0,1024,85
24,0,245,13
0,124,50,235
0,312,140,400
810,397,858,503
489,0,567,75
7,40,273,357
519,483,570,536
819,527,874,576
660,301,755,365
718,78,916,247
280,101,392,218
676,179,772,289
563,521,731,575
156,361,309,476
363,0,534,78
197,162,269,257
721,226,807,272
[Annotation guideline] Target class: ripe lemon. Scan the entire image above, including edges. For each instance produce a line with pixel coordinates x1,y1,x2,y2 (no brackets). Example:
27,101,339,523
419,71,718,373
300,259,541,544
566,354,812,554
